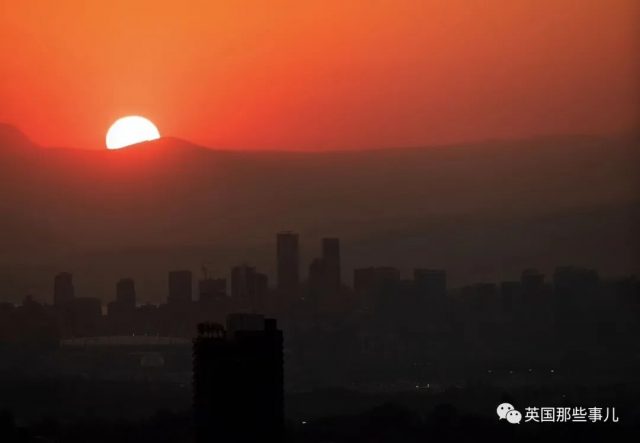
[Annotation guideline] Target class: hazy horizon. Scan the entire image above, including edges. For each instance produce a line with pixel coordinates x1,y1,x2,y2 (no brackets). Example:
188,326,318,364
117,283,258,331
1,123,637,305
2,120,638,153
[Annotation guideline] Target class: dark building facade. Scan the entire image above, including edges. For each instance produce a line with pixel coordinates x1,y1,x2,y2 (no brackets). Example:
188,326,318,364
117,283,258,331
231,265,268,311
193,315,284,443
54,272,75,307
277,231,299,295
116,278,136,310
231,265,257,299
308,258,325,294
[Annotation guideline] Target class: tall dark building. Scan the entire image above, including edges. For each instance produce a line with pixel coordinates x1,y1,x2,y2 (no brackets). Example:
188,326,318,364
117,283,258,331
413,269,447,297
168,270,192,305
193,315,283,443
231,265,268,311
308,258,325,294
116,278,136,310
231,265,257,299
277,231,299,294
322,237,341,292
54,272,75,307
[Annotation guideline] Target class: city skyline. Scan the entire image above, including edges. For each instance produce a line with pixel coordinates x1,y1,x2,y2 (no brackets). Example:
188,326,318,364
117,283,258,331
7,231,636,309
1,124,637,306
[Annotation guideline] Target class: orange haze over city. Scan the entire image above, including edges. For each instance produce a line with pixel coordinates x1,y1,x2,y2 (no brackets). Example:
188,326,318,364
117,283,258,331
0,0,638,150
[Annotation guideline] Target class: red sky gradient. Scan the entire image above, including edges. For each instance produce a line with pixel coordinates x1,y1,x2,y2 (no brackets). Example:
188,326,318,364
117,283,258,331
0,0,638,150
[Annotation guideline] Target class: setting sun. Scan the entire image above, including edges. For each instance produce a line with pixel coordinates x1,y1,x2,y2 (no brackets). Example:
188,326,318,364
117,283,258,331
105,116,160,150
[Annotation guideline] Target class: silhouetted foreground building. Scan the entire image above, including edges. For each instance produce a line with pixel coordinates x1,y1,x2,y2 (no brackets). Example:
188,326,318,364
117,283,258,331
193,314,284,443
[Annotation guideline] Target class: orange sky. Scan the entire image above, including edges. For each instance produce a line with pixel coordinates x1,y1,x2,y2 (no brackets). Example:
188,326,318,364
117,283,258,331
0,0,638,150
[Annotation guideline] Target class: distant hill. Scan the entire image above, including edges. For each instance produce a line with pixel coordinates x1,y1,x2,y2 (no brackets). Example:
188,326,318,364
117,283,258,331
0,124,638,303
0,123,38,150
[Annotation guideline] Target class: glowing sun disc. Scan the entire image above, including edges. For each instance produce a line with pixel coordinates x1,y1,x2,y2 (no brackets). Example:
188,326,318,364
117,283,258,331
106,116,160,150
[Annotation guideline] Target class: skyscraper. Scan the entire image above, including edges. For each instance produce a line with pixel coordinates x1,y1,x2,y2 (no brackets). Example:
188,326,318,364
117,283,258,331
231,265,268,312
308,258,325,294
277,231,299,295
168,270,192,305
193,315,283,443
116,278,136,311
54,272,75,307
231,265,257,299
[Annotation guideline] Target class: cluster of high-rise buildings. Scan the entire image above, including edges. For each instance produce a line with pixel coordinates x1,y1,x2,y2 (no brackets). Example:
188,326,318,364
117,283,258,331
48,232,342,313
0,231,350,340
0,231,638,365
0,231,638,429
